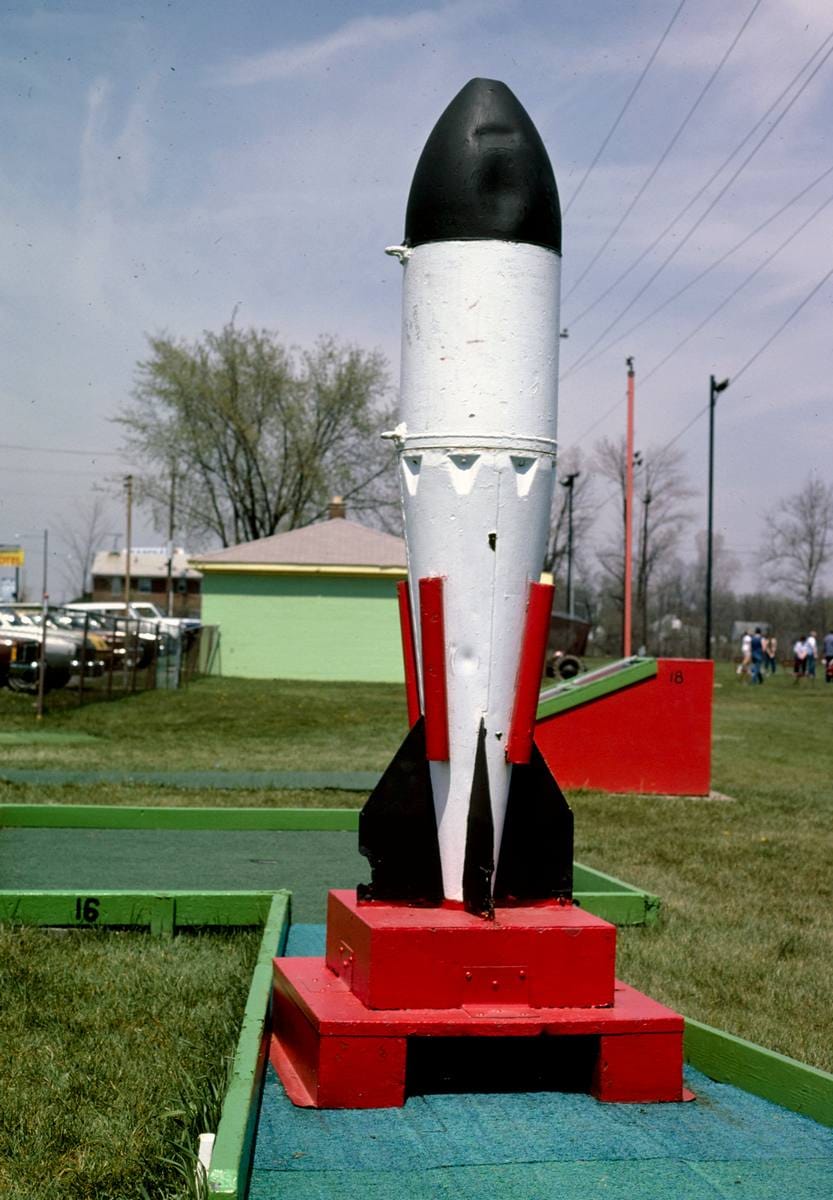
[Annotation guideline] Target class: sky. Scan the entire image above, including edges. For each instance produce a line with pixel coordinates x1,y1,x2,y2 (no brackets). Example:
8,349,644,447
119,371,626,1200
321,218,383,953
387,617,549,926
2,0,832,601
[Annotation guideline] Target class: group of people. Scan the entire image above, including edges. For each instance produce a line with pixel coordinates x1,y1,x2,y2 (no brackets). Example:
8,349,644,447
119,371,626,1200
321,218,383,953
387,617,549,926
737,628,833,683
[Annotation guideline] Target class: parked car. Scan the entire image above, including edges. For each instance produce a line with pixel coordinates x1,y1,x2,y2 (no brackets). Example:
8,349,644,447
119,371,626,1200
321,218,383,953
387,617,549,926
0,608,105,691
2,631,42,691
66,600,199,639
66,601,200,656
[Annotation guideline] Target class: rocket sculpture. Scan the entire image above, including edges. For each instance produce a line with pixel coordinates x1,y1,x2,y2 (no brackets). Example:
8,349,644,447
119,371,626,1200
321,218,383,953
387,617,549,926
270,79,686,1112
359,78,573,917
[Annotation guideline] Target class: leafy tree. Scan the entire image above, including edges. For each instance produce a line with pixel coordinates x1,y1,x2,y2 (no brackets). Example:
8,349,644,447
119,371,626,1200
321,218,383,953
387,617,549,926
118,320,398,547
760,475,833,613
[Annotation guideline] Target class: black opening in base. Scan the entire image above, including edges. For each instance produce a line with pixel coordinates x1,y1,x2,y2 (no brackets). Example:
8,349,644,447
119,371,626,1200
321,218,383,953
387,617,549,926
405,1034,598,1097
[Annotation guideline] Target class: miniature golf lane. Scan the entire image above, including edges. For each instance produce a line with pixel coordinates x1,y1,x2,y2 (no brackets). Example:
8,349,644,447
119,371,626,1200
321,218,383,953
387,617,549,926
0,828,362,921
249,924,833,1200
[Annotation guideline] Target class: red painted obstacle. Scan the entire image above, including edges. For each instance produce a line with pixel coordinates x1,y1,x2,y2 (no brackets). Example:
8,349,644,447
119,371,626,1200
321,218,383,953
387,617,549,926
535,658,714,795
271,891,685,1109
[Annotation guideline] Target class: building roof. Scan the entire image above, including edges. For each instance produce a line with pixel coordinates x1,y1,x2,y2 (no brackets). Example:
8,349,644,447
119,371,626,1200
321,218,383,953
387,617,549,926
92,548,202,580
193,518,407,574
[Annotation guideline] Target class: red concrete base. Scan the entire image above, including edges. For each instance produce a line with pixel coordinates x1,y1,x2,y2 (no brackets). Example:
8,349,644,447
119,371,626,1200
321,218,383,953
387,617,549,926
270,957,685,1108
325,890,616,1009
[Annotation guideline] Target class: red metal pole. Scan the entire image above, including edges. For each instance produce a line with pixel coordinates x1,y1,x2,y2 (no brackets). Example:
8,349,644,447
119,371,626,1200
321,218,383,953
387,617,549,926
624,358,635,658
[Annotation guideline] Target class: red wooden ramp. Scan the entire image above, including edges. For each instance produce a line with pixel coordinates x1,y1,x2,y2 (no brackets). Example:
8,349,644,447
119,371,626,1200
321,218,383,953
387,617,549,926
535,657,713,796
271,890,685,1109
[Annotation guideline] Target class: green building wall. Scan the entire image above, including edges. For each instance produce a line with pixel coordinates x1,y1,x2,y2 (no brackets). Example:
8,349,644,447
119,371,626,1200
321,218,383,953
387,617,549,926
201,572,406,682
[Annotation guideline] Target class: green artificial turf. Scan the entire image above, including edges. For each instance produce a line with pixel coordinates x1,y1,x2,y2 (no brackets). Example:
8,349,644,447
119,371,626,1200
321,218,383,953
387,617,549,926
0,926,260,1200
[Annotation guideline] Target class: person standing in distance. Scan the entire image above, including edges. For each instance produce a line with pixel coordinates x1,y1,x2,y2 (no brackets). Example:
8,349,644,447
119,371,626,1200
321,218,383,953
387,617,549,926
793,635,808,683
750,628,765,685
823,629,833,683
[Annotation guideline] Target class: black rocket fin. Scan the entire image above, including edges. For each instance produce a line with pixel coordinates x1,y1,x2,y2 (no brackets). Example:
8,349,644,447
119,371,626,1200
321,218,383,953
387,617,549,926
462,721,495,919
493,740,573,903
358,717,444,905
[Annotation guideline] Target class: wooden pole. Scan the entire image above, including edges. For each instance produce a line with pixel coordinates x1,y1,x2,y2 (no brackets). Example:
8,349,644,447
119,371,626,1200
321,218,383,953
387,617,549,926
35,529,48,720
624,358,635,658
124,474,133,618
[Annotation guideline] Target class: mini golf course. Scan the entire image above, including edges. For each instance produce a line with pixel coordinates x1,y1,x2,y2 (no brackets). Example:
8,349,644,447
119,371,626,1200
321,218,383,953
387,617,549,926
2,806,832,1199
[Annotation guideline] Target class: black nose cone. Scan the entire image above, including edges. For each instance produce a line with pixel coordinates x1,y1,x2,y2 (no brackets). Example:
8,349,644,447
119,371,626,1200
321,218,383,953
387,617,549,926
404,78,561,254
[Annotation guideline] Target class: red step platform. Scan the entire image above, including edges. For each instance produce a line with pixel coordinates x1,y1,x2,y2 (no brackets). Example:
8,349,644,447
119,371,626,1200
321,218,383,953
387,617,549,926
271,891,685,1109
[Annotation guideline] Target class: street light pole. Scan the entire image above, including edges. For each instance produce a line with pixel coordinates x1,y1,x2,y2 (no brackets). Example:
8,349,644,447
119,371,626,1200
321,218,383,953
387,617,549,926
705,374,730,660
560,472,580,616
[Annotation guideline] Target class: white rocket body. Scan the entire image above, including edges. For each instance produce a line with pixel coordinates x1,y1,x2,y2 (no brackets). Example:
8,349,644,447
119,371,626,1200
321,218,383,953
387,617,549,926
394,239,561,901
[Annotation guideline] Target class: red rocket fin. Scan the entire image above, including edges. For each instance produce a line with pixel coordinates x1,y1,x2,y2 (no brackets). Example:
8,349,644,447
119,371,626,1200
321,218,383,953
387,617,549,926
506,580,554,764
418,576,450,761
396,580,421,727
357,717,444,906
493,738,573,904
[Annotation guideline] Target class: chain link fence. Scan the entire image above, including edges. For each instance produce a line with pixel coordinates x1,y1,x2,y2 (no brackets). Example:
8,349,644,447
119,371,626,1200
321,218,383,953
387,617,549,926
1,605,220,705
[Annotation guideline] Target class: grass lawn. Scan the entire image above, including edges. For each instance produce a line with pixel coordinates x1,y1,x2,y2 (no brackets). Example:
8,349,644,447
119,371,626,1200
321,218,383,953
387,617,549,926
0,926,260,1200
0,679,407,772
1,664,831,1081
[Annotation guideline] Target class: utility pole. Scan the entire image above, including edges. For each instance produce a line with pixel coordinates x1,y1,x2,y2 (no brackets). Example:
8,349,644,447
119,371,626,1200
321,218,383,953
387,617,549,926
560,471,580,616
705,374,730,660
640,488,652,651
166,465,176,617
623,357,635,657
35,529,48,721
124,474,133,617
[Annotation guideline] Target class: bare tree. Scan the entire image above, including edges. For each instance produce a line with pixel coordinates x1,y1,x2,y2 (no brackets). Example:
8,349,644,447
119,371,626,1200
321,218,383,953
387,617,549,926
543,447,595,586
760,475,833,612
594,436,693,650
117,320,399,547
57,494,112,600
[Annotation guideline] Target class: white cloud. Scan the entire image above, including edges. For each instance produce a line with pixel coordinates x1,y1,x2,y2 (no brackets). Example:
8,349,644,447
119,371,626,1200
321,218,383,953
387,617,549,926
215,0,503,86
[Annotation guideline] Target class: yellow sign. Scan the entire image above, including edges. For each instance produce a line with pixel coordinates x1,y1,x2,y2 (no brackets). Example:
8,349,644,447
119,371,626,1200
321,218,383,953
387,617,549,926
0,547,24,568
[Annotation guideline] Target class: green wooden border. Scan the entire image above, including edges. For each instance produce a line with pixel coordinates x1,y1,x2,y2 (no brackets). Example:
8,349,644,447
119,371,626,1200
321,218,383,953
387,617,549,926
207,892,290,1199
537,656,657,721
0,890,276,935
0,804,660,926
0,803,362,830
685,1018,833,1129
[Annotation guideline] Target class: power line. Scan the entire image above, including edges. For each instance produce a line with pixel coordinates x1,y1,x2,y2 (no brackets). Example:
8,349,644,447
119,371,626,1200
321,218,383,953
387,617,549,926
562,0,687,216
573,258,833,518
641,180,833,384
563,30,833,379
564,26,833,337
0,442,126,458
659,256,833,455
0,464,110,478
731,259,833,386
564,159,833,447
586,158,833,381
564,0,763,302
